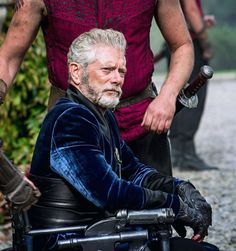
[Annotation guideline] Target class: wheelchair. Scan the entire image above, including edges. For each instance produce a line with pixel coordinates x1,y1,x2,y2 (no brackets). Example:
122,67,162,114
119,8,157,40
2,207,175,251
1,65,215,250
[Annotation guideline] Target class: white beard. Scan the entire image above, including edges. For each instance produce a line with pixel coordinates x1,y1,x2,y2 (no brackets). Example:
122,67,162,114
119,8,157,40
80,70,122,109
97,94,120,109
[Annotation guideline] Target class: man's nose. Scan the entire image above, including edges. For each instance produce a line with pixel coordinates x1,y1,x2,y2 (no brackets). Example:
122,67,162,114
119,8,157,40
111,69,123,85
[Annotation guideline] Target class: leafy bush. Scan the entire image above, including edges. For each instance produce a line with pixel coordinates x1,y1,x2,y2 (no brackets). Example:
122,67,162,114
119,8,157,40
0,30,49,167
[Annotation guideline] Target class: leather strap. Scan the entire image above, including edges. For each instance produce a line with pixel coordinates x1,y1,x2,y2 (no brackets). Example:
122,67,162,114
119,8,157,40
116,82,157,108
48,85,66,110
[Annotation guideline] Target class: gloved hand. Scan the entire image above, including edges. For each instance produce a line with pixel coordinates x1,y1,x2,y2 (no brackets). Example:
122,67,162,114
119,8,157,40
6,176,41,211
0,143,41,211
174,198,209,239
176,181,212,235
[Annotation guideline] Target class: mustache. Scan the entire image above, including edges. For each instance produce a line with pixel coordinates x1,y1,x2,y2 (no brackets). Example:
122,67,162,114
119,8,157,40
102,87,122,96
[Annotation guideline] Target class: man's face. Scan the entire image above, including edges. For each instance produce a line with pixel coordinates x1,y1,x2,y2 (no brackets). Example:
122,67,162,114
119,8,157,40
79,45,127,109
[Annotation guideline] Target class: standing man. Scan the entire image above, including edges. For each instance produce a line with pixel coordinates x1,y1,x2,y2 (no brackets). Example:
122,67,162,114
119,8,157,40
168,0,217,171
0,0,193,198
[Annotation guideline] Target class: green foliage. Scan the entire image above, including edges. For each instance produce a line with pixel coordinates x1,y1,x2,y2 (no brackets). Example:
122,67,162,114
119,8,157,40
203,0,236,27
0,30,49,167
150,4,236,73
201,1,236,71
209,26,236,71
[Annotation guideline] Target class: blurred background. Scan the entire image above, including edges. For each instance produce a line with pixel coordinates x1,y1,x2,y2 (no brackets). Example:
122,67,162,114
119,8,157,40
150,0,236,75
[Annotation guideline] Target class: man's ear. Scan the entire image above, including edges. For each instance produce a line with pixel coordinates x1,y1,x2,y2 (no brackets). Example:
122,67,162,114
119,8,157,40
69,62,82,85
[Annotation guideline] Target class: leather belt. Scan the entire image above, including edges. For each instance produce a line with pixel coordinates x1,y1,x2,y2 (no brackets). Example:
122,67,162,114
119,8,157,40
117,82,157,108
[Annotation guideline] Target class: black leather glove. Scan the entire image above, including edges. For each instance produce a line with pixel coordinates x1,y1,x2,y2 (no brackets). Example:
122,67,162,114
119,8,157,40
0,144,41,211
172,220,187,238
175,198,208,238
176,181,212,235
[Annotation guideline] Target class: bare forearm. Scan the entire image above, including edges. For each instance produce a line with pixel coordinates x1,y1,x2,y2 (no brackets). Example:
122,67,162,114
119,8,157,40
155,0,194,101
181,0,213,60
141,0,194,134
161,41,194,101
0,0,46,93
181,0,205,34
0,54,24,91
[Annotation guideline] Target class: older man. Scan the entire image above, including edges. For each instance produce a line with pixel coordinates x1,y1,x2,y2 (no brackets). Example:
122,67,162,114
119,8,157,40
25,28,218,251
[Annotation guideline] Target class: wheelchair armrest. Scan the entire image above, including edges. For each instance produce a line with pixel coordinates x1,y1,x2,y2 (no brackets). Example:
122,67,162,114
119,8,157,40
116,208,175,225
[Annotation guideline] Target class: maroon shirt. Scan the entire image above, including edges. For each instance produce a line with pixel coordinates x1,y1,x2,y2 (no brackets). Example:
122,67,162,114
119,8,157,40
42,0,156,141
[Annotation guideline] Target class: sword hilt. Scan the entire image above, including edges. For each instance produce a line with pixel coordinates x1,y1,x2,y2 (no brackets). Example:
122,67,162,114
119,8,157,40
175,65,214,113
184,65,213,98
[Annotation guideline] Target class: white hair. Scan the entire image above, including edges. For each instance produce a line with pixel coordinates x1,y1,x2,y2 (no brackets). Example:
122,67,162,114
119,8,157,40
67,28,127,67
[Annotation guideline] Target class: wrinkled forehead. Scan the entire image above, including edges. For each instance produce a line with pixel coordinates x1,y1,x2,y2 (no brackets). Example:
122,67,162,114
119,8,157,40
94,45,125,62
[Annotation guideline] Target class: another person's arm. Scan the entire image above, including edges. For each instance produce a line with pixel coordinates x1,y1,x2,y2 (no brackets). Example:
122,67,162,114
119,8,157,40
0,0,46,102
142,0,193,134
0,0,46,209
181,0,215,60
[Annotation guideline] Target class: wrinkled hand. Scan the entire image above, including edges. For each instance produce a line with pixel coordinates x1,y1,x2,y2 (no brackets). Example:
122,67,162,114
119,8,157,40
0,145,41,211
176,181,212,237
141,94,175,134
175,198,209,240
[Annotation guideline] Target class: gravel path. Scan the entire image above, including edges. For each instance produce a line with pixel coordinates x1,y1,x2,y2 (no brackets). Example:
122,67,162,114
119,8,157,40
172,76,236,251
0,75,235,251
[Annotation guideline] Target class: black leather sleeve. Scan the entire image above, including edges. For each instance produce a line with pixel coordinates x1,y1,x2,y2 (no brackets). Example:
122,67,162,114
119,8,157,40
142,171,182,194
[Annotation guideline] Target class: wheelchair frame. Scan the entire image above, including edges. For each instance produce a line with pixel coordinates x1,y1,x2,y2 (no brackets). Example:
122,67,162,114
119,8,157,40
4,208,175,251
